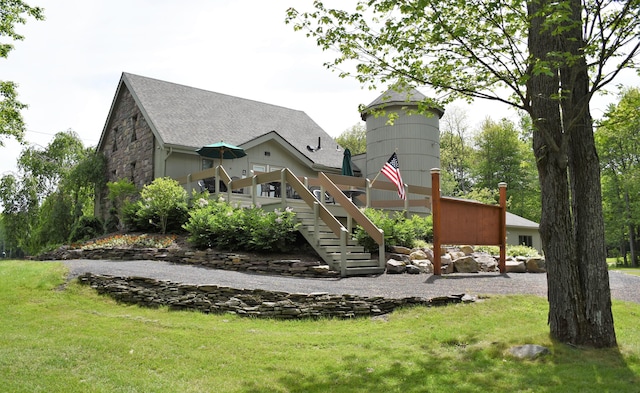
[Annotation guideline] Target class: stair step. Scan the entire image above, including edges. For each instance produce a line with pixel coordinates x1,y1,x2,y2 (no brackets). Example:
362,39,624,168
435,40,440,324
323,245,366,253
344,266,385,276
329,252,373,260
318,239,359,247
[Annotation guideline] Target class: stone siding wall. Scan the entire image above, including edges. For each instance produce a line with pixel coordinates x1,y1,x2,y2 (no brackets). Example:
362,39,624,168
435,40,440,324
78,273,469,319
97,85,155,219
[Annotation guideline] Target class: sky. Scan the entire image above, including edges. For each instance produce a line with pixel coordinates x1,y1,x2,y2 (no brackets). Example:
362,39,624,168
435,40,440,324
2,0,639,178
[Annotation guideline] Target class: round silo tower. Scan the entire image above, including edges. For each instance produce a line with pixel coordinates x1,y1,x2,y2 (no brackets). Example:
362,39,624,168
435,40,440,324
361,87,443,205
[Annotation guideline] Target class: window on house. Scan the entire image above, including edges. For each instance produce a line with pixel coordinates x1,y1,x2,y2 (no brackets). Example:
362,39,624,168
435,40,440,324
518,235,533,248
112,127,118,152
130,162,136,182
202,159,213,170
130,115,138,142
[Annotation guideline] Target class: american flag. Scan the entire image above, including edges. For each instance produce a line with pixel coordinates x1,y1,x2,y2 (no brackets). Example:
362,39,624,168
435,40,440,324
381,152,405,200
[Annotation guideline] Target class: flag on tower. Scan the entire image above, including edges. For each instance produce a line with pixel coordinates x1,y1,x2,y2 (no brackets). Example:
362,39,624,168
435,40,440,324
381,152,405,200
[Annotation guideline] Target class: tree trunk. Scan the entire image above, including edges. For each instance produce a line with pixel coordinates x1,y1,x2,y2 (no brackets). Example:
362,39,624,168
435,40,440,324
625,192,637,267
527,0,616,348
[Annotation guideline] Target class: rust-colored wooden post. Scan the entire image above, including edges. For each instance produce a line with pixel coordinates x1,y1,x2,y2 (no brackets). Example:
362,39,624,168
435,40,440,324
498,182,507,273
431,168,442,276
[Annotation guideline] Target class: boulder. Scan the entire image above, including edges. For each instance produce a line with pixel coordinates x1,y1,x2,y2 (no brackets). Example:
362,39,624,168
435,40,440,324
449,250,466,260
405,264,421,274
390,245,412,255
409,249,428,261
386,259,406,274
460,245,474,255
387,253,410,263
412,260,433,274
453,256,479,273
509,344,550,360
505,260,527,273
474,253,498,272
423,248,434,263
526,257,546,273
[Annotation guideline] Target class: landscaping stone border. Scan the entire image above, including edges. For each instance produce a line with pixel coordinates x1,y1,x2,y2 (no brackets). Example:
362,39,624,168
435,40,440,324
37,247,339,277
78,273,474,319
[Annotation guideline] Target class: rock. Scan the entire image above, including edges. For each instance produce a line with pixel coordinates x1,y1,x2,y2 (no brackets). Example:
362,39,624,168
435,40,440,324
460,245,474,255
412,260,433,274
387,253,410,263
405,265,421,274
475,253,498,272
409,249,428,261
505,260,527,273
439,254,454,274
453,256,479,273
390,245,412,255
449,250,465,260
423,248,434,263
509,344,550,359
526,257,546,273
386,259,406,274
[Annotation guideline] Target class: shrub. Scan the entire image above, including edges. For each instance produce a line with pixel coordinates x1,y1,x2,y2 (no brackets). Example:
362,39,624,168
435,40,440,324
106,179,138,231
136,178,188,234
69,216,104,243
354,209,433,252
182,199,299,252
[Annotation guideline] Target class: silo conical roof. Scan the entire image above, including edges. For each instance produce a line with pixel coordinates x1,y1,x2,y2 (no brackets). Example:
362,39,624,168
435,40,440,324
361,86,444,120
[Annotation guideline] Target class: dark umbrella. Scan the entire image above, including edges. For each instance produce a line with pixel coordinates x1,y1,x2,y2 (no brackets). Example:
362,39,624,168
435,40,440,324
341,148,354,176
196,141,246,166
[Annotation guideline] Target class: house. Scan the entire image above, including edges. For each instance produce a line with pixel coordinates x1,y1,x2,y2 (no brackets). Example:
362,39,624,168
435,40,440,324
95,72,541,253
505,212,542,251
95,72,349,218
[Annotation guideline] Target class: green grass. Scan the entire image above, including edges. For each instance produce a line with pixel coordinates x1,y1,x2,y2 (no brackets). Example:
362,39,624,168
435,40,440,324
1,260,639,393
607,258,640,276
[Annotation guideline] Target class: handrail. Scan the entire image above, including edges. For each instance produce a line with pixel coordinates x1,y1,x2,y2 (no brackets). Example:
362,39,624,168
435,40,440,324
177,166,430,210
284,169,345,238
318,172,384,247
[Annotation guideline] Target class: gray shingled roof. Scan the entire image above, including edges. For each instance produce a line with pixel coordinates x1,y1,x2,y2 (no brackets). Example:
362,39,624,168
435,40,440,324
121,72,345,168
361,86,444,120
506,212,539,229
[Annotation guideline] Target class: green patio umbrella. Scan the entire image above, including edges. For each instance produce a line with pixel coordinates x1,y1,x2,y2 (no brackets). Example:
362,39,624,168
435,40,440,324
196,141,246,166
341,148,354,176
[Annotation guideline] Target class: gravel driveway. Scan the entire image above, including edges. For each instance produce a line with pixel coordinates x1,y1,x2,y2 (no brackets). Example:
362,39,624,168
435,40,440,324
55,259,640,303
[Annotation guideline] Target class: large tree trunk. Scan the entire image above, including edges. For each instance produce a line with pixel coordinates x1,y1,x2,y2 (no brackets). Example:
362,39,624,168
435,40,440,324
527,0,616,348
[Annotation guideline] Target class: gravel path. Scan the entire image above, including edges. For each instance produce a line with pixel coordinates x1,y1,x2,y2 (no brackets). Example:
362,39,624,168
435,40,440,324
53,259,640,303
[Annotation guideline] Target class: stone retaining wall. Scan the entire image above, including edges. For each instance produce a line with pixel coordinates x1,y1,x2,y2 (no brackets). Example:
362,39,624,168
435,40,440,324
78,273,472,319
38,247,338,277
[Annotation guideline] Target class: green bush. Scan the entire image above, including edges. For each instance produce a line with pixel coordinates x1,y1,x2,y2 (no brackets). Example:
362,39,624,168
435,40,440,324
106,179,138,231
354,209,433,252
182,199,299,252
474,244,540,257
69,216,104,243
125,178,188,234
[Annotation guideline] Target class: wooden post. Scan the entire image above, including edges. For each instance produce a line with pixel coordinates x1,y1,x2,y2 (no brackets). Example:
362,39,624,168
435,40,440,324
431,168,442,276
499,182,507,273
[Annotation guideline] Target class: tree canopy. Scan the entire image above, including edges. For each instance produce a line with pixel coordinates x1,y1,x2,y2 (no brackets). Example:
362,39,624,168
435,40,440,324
0,0,44,146
287,0,640,347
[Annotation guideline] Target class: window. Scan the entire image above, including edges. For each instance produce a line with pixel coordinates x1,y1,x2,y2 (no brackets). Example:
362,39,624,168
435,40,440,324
130,162,136,182
130,115,138,142
202,159,213,170
518,235,533,248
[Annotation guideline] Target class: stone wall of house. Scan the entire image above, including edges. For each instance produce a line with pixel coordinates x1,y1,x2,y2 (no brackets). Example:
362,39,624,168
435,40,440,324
77,273,471,319
97,85,155,220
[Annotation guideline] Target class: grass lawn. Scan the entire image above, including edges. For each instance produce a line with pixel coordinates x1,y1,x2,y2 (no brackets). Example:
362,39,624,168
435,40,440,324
1,260,639,393
607,258,640,276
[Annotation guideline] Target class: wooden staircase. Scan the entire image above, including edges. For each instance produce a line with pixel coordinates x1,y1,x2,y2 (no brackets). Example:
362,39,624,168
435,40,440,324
294,206,384,276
